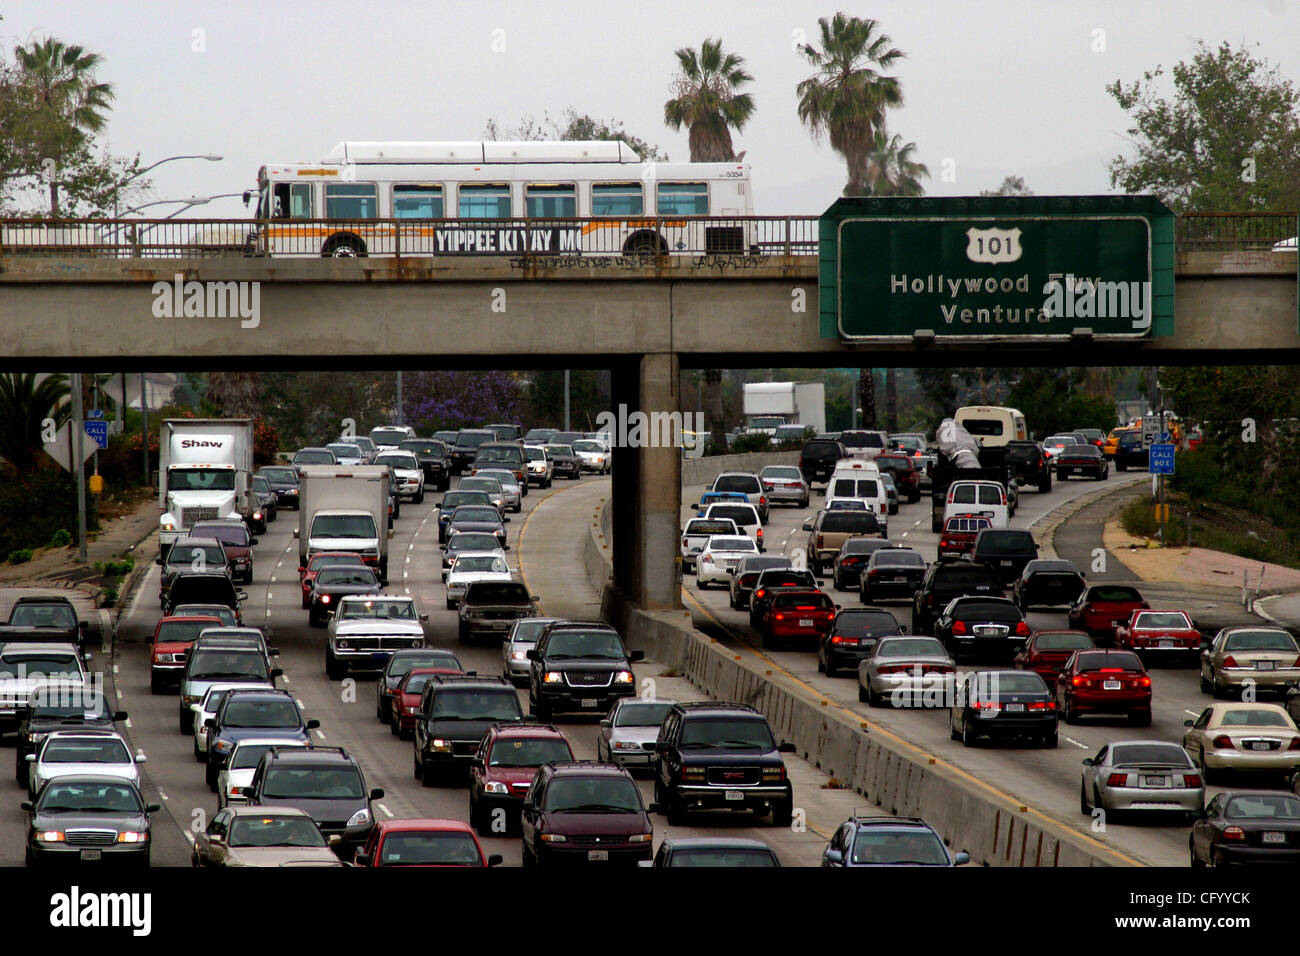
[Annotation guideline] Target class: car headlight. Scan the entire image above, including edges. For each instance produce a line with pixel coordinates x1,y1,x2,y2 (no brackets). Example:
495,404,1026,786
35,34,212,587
614,670,634,684
182,695,201,705
336,639,349,649
539,833,567,843
483,781,510,794
612,740,641,751
37,831,66,843
431,739,453,752
117,831,148,844
347,808,371,828
161,522,176,532
628,833,653,843
510,651,528,662
213,739,234,753
543,672,564,684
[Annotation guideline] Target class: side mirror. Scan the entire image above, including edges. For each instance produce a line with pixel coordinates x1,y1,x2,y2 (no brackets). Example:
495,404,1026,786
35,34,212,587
328,834,343,847
1081,758,1094,767
802,520,813,531
236,591,249,602
487,854,503,867
156,555,164,565
629,651,645,662
526,650,539,661
354,851,370,866
20,801,33,812
135,753,148,764
306,719,321,730
113,711,128,722
1183,719,1194,728
292,528,299,538
78,620,88,631
271,667,284,678
503,517,511,523
824,848,843,864
599,719,611,728
370,788,385,800
204,718,216,729
268,648,280,657
778,742,796,753
953,851,970,866
419,613,429,622
251,538,260,546
469,757,483,769
387,529,395,539
647,802,663,814
690,503,699,510
190,703,203,713
637,859,653,868
899,625,908,633
146,803,161,814
530,596,540,603
25,753,35,762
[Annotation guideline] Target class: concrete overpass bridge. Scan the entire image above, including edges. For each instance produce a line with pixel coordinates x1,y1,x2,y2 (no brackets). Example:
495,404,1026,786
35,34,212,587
1,210,1296,611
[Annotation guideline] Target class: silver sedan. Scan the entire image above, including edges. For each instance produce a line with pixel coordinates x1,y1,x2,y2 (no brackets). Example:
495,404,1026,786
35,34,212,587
471,470,522,513
759,465,810,508
596,698,676,772
501,617,561,685
857,636,956,709
1079,740,1204,819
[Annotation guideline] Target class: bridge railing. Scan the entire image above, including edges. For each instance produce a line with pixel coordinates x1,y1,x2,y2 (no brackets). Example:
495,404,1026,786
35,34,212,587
1176,212,1297,251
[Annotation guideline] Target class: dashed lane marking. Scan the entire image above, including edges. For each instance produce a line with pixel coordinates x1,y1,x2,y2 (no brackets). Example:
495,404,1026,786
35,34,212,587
377,803,394,818
1063,736,1089,749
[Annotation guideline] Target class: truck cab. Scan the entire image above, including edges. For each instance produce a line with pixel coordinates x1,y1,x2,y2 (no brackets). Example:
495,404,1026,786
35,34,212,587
158,420,254,562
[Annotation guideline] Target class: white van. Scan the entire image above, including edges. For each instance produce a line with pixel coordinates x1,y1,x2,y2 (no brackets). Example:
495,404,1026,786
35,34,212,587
943,480,1010,529
953,406,1028,448
826,461,889,534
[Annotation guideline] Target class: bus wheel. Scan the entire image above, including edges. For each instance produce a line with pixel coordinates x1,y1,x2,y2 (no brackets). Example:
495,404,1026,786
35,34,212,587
322,234,367,258
623,231,667,255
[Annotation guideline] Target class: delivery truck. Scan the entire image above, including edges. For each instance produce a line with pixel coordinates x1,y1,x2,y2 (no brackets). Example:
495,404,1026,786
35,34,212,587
158,419,254,562
294,465,392,584
742,382,826,436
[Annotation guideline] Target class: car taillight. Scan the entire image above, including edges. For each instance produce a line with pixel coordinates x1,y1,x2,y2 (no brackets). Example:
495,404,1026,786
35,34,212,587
970,701,999,710
843,557,861,566
682,538,689,548
1028,700,1056,710
1181,774,1202,788
831,635,857,645
1212,735,1233,749
816,534,824,548
876,663,911,674
320,594,331,604
1289,738,1300,751
1107,773,1128,787
773,613,784,621
951,621,968,634
1138,675,1151,687
755,589,766,600
1222,826,1246,841
1014,621,1030,636
1222,656,1239,667
866,568,879,577
1071,675,1084,687
756,528,763,541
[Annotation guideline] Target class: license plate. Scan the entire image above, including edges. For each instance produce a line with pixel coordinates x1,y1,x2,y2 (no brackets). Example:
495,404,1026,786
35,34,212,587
1159,639,1173,649
587,849,609,861
1143,775,1166,787
1103,680,1122,690
1264,832,1286,844
80,849,101,861
581,699,598,708
1251,741,1271,751
1000,560,1013,566
1003,703,1025,713
1258,660,1275,671
799,618,814,627
725,789,745,801
890,575,905,582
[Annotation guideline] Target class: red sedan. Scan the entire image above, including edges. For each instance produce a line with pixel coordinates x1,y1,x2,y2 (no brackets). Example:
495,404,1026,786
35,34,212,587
298,551,367,608
150,615,222,694
1056,649,1152,725
1068,585,1150,644
1114,609,1201,662
354,818,501,867
760,589,837,652
1013,629,1095,688
389,667,464,739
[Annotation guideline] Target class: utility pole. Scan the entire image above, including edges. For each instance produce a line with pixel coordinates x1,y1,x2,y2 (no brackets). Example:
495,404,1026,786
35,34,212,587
395,371,404,426
564,370,571,431
70,372,88,563
140,372,149,486
1157,384,1166,545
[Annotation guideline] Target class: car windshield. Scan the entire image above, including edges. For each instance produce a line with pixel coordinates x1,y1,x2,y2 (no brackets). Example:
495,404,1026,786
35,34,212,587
202,690,232,712
1223,630,1298,652
262,768,364,800
709,538,757,552
456,432,495,448
29,692,113,721
1111,744,1191,768
308,556,365,574
773,592,834,610
1035,632,1094,651
167,544,226,568
763,467,802,480
387,653,460,678
370,429,411,445
545,776,642,812
338,599,416,620
0,655,80,679
223,700,300,728
1225,795,1300,819
376,454,419,470
187,651,267,680
614,702,674,728
465,583,530,604
253,477,271,493
1133,612,1190,628
154,619,217,643
380,832,483,865
39,782,141,813
1061,445,1100,458
42,737,131,763
488,737,573,767
954,602,1022,622
8,604,78,628
315,568,379,588
828,499,867,511
231,743,305,771
293,451,335,465
821,514,879,533
449,534,500,552
168,468,237,491
872,551,924,568
228,816,327,848
1089,586,1142,602
1076,652,1143,671
544,445,574,457
399,441,444,456
1219,709,1291,728
545,631,626,659
571,441,602,453
834,612,901,638
876,638,947,658
191,525,251,547
679,717,775,750
476,447,524,464
476,472,519,488
452,556,509,574
259,468,295,482
431,690,522,720
175,605,237,624
442,493,491,509
668,847,777,867
976,532,1035,554
757,571,816,588
714,476,761,494
326,444,362,458
400,672,448,694
851,830,949,865
687,521,736,536
452,507,501,523
310,514,377,539
969,672,1045,696
936,568,1000,588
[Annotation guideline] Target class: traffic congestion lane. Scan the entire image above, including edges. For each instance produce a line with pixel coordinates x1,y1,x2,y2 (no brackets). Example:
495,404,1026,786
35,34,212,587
679,469,1241,866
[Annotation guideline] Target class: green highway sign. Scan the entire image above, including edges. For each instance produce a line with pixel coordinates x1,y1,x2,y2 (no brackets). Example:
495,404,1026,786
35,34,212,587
819,196,1175,342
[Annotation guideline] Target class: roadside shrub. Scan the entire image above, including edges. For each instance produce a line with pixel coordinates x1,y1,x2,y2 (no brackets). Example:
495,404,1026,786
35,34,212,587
9,549,33,564
47,528,72,548
729,433,773,454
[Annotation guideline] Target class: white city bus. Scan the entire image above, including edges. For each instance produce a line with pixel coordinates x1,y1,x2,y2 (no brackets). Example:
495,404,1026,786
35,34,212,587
245,140,756,258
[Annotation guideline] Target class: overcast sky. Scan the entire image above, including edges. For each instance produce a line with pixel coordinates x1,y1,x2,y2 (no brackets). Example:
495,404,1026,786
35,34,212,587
4,0,1297,216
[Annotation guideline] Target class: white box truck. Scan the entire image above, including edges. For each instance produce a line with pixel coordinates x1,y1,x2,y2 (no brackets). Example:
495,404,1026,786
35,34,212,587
742,382,826,436
158,419,254,561
294,465,392,584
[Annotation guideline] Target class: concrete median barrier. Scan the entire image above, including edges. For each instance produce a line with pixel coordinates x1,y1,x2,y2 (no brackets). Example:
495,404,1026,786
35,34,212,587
682,450,799,487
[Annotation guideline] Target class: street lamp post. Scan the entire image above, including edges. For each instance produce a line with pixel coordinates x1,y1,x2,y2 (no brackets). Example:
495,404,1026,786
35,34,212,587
114,154,222,218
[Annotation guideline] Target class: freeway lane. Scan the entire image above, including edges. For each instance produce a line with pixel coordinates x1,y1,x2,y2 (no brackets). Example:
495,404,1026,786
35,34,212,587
1,470,875,867
678,467,1255,867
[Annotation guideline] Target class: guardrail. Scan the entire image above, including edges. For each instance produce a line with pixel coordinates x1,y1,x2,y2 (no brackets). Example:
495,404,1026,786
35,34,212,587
2,212,1293,259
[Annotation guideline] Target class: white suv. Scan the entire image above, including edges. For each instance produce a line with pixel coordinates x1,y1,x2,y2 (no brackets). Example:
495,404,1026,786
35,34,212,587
374,451,425,504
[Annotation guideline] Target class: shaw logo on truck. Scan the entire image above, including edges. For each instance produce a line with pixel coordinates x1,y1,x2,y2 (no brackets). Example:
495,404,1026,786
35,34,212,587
179,440,227,449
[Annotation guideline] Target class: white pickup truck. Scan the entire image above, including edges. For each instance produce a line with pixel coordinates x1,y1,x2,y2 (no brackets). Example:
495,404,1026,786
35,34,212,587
680,517,739,574
325,595,427,681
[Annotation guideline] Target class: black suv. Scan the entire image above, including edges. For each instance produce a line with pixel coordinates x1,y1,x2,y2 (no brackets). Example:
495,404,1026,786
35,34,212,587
819,607,905,677
528,622,643,719
244,746,384,859
970,529,1040,585
912,560,1004,634
450,428,496,475
15,685,126,787
823,816,970,867
1005,441,1052,492
413,675,524,784
652,702,795,826
397,439,453,492
799,438,848,487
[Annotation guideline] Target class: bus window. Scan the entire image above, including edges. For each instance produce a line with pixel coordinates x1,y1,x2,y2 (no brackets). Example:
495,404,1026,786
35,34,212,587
459,184,511,218
525,184,576,217
657,182,708,215
393,184,443,218
273,182,313,220
592,182,643,216
325,183,378,219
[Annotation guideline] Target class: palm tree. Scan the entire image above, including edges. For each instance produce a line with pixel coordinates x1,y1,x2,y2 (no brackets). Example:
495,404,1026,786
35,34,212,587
866,129,929,197
13,37,114,215
663,38,755,162
796,14,905,196
205,372,261,418
0,373,70,476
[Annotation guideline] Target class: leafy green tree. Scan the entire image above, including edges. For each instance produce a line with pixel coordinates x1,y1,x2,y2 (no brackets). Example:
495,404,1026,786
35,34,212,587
797,14,905,196
1106,41,1300,211
1005,368,1117,439
980,175,1033,197
484,108,667,160
663,38,755,162
0,373,70,476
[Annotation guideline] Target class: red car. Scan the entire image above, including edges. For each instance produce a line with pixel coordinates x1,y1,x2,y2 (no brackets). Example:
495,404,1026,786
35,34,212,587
1068,584,1150,644
390,667,464,739
1013,629,1095,688
298,551,367,608
468,722,574,836
938,514,991,559
150,615,222,694
1114,609,1201,662
759,589,837,652
354,818,501,868
1055,648,1152,725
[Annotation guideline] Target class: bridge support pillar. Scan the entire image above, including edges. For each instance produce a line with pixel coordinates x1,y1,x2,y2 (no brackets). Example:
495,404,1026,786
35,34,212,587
609,352,682,612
